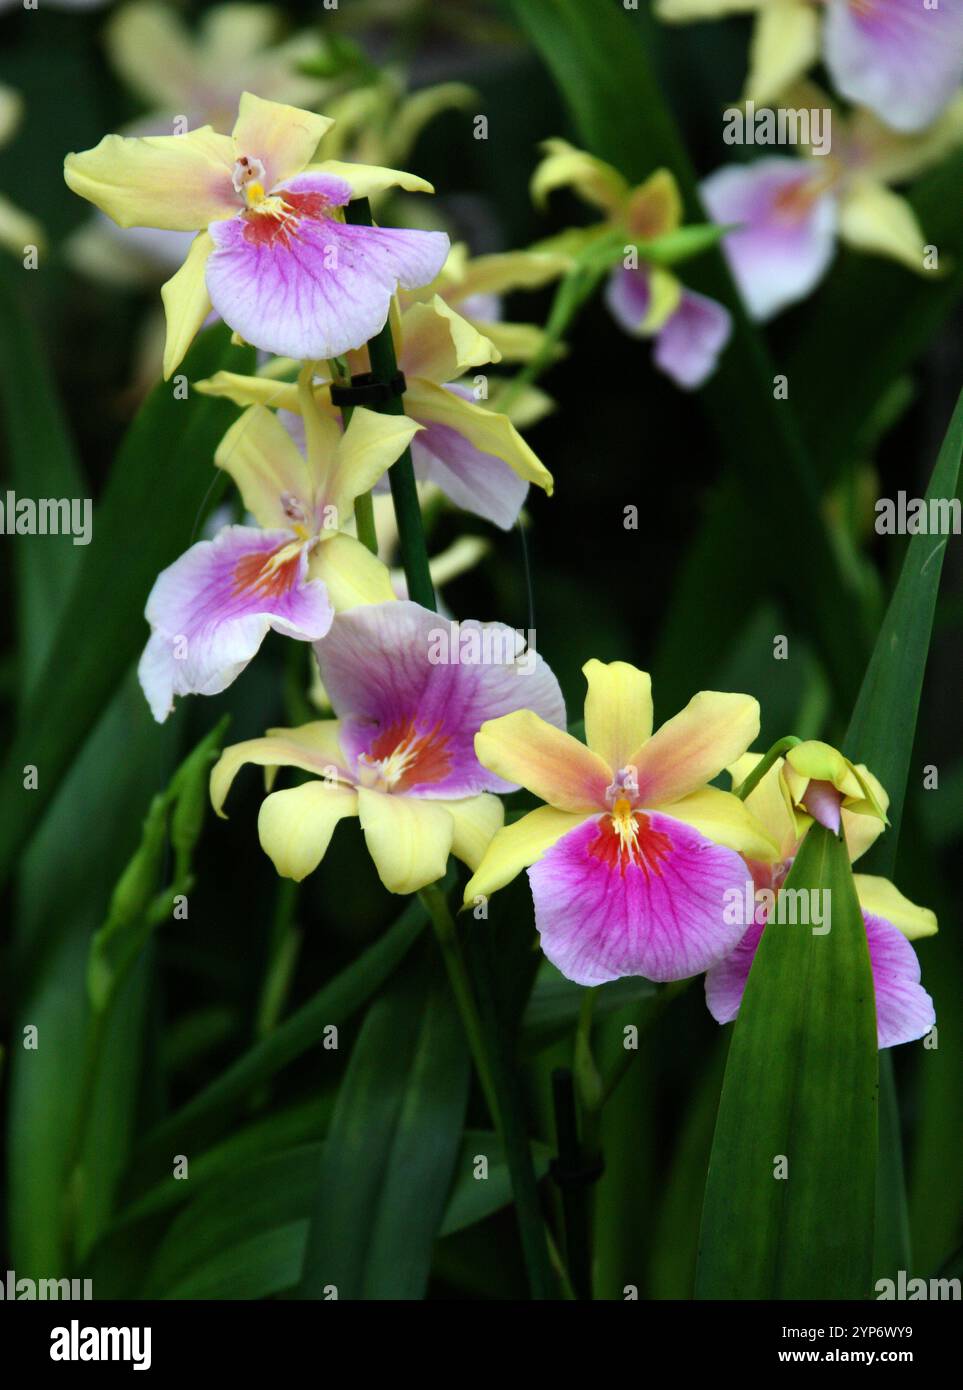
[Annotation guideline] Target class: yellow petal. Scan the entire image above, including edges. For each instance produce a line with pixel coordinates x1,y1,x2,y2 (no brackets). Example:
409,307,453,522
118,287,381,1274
105,1,198,109
307,159,435,198
838,178,928,275
473,320,553,364
625,169,683,239
214,403,312,529
449,249,572,301
231,93,333,187
309,532,396,609
64,126,236,231
0,84,22,145
784,740,864,798
440,793,505,871
744,0,820,106
659,786,780,861
160,230,213,379
426,535,489,590
631,691,760,807
475,711,612,812
0,194,44,256
852,875,938,941
258,781,358,881
530,138,627,216
194,369,300,411
356,788,454,894
404,378,553,494
729,754,799,861
325,406,422,522
582,659,653,773
211,721,349,816
639,266,682,335
463,805,590,905
843,763,889,861
200,4,280,66
852,93,963,185
401,296,499,382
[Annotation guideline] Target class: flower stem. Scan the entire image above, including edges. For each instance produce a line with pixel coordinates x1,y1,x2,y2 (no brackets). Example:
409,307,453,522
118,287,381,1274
733,734,802,802
419,882,500,1127
346,197,434,607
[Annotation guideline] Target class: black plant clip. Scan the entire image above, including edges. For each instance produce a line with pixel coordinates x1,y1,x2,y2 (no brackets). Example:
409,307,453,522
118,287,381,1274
329,369,407,408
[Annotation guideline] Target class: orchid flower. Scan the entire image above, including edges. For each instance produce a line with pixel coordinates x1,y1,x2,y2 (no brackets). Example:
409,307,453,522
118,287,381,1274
195,295,555,530
702,88,963,319
209,600,566,895
463,662,777,984
531,142,732,389
0,86,44,256
138,373,420,722
64,93,450,376
705,747,937,1048
656,0,963,134
68,2,330,287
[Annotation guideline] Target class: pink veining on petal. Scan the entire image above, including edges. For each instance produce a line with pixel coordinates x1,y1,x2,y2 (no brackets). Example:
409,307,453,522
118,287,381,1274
527,809,751,985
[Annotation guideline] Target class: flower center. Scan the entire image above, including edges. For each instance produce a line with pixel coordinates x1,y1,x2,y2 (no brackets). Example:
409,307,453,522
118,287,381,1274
232,154,268,206
590,805,673,878
604,765,640,807
356,718,452,794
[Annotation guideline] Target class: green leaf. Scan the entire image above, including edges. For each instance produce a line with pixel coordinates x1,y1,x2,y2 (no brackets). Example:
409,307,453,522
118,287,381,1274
696,826,878,1299
0,323,253,890
130,897,427,1186
0,259,85,703
844,387,963,863
521,959,655,1055
440,1130,553,1238
296,946,469,1300
842,388,963,1282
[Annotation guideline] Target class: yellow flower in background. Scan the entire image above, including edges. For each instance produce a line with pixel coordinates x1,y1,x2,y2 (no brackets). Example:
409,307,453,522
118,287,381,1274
0,86,44,256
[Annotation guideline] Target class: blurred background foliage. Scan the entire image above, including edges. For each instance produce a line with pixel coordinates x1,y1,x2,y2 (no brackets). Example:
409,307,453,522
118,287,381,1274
0,0,960,1299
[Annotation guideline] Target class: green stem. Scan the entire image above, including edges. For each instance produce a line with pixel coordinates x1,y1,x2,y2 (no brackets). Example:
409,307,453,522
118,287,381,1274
496,263,602,416
345,197,434,606
353,489,379,555
733,734,802,802
419,883,500,1128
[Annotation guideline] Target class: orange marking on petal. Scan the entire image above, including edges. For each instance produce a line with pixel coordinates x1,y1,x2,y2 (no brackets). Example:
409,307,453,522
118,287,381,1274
588,808,673,879
232,545,301,600
366,717,452,792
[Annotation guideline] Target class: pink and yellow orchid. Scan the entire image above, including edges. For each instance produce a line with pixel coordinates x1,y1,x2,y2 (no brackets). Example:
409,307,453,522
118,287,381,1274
701,88,963,319
64,93,450,376
210,600,566,894
195,295,555,530
657,0,963,134
532,142,732,389
464,662,776,984
139,374,419,722
705,747,937,1048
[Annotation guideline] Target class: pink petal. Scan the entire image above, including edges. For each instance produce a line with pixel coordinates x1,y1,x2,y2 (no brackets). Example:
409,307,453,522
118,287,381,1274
704,908,936,1048
825,0,963,134
801,778,843,834
205,173,449,360
314,600,566,798
410,385,528,530
700,159,838,321
604,265,652,333
653,288,731,390
138,524,332,722
528,810,751,985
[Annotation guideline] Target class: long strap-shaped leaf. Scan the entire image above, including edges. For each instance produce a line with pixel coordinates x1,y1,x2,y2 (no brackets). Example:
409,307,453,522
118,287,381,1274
296,945,469,1300
0,323,253,889
696,825,877,1298
843,388,963,1281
